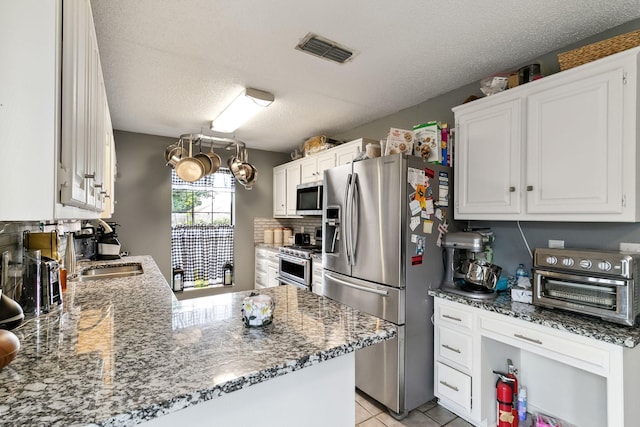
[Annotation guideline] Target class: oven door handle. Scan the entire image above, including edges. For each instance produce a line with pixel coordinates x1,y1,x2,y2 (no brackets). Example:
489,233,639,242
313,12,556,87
277,275,308,289
278,253,308,266
325,272,389,296
535,268,627,287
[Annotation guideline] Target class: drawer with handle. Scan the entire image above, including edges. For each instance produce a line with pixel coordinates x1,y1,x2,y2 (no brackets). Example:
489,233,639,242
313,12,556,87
480,314,610,374
435,361,471,412
436,301,474,330
437,325,473,372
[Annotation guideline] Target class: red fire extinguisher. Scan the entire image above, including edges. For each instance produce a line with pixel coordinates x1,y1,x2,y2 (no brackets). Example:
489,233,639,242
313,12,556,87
507,359,519,427
494,358,519,427
494,372,516,427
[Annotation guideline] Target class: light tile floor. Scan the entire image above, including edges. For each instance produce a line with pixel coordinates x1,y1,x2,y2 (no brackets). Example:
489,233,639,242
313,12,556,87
356,389,474,427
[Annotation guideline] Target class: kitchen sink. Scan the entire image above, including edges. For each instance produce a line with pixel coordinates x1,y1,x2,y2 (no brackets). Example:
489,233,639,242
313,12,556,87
71,263,143,282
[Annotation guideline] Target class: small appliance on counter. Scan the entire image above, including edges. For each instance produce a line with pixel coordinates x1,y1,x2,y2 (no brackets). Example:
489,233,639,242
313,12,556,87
533,248,640,326
96,219,122,260
74,226,97,260
441,231,501,300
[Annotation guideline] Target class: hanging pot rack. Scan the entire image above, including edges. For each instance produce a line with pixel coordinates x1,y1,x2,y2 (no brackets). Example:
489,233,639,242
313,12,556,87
166,133,257,189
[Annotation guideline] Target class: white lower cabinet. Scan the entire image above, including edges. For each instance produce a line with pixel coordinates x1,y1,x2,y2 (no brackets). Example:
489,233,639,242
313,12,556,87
311,256,324,296
255,247,279,289
433,296,640,427
435,362,471,413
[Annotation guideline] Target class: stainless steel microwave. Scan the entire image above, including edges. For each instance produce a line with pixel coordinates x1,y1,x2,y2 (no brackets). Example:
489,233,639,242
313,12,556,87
296,181,323,216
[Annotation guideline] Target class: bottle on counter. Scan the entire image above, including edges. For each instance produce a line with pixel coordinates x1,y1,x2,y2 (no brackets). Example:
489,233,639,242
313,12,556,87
172,267,184,292
516,263,527,280
518,386,527,422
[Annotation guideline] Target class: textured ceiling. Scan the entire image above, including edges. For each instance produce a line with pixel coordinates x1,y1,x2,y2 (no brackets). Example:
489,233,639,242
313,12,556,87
90,0,640,153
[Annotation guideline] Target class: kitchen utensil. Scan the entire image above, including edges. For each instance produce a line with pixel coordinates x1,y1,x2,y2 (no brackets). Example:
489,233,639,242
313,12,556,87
465,260,502,289
227,145,246,181
0,291,24,330
175,139,205,182
165,143,187,168
194,143,214,176
0,329,20,369
206,144,222,175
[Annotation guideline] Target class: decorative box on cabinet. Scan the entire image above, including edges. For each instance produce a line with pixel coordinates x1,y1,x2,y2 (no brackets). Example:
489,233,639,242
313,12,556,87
0,0,114,221
453,46,640,222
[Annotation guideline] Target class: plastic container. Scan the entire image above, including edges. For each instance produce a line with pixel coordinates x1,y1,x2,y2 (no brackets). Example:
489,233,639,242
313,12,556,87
518,386,527,421
273,228,283,245
516,263,528,279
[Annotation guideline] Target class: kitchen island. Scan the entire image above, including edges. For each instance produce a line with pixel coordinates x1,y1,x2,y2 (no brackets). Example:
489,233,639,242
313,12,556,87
0,256,397,426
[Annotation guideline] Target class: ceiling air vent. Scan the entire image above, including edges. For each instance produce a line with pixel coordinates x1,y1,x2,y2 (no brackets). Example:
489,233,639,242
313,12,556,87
295,33,354,64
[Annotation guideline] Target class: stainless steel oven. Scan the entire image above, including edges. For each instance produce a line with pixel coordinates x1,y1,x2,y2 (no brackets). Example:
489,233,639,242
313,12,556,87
278,247,313,290
533,248,640,326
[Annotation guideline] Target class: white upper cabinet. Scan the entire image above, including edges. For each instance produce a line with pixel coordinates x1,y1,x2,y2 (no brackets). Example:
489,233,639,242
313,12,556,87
273,165,287,217
0,0,113,221
300,151,335,184
273,162,302,218
454,46,639,222
455,98,522,215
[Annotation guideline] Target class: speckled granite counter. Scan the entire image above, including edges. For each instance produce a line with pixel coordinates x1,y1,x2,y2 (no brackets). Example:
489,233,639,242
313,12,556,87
429,289,640,348
0,256,396,426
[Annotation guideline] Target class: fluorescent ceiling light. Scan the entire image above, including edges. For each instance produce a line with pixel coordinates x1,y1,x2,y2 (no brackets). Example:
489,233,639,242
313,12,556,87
210,88,275,133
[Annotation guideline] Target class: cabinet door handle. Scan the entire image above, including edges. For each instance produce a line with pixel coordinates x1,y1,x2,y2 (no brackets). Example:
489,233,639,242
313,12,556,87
508,186,516,192
439,380,459,392
514,333,542,345
442,344,461,354
84,173,96,179
443,314,462,322
526,185,534,191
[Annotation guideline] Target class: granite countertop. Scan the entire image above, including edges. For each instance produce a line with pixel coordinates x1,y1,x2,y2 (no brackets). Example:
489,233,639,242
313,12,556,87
0,255,397,426
429,289,640,348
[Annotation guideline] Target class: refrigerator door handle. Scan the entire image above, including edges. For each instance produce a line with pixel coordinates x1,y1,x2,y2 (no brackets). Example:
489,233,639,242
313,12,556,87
325,272,389,296
351,173,359,262
344,173,353,261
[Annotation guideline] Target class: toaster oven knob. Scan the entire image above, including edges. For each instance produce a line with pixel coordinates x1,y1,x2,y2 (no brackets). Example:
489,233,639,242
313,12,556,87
561,258,574,267
597,261,612,272
579,259,592,269
545,256,558,265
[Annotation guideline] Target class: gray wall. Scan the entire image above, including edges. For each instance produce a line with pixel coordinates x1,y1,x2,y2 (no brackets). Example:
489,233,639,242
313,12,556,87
333,19,640,277
111,131,289,293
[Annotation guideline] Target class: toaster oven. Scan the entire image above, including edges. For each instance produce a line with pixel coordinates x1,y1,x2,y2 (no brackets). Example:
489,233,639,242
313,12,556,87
532,248,640,326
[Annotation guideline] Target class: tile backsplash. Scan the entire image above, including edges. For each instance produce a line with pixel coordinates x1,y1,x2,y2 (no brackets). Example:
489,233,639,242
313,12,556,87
254,217,322,244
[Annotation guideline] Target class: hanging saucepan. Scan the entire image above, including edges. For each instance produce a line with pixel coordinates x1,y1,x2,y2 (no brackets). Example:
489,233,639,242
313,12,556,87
165,142,187,169
206,143,222,175
175,139,205,182
239,148,258,189
227,144,247,182
193,141,214,176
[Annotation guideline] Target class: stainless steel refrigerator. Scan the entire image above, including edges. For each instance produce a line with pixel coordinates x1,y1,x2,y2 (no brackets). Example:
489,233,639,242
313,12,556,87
322,153,453,418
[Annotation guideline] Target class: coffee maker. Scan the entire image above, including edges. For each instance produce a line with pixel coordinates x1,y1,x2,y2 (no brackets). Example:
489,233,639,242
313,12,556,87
441,231,499,300
96,220,121,260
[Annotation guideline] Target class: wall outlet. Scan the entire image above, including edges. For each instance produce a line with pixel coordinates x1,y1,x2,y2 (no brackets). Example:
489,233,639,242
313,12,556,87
620,242,640,252
548,240,564,248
